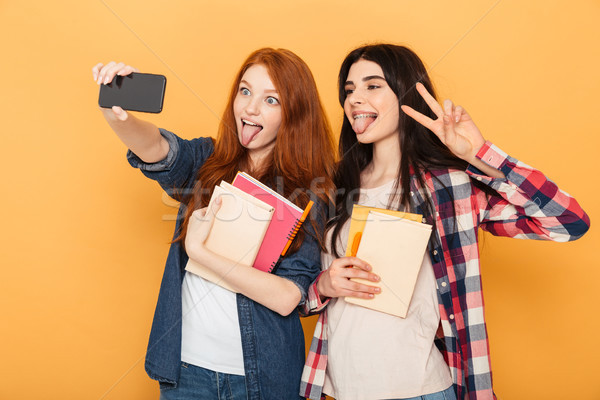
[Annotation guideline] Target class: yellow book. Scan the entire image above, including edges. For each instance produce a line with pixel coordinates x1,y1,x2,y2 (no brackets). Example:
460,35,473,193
345,205,424,257
344,206,432,318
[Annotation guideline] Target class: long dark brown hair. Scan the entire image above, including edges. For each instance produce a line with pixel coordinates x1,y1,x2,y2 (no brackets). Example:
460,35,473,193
177,48,336,252
330,44,496,255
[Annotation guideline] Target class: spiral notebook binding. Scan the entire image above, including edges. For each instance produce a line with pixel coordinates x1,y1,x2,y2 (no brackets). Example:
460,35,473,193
267,259,278,273
270,219,300,274
280,200,314,257
286,218,301,240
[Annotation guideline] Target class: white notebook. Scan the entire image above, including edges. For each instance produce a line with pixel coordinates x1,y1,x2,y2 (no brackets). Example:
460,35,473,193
185,181,274,292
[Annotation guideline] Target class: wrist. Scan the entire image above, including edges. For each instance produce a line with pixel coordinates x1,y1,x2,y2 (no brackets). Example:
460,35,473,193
315,271,331,301
468,139,486,163
316,276,324,296
185,240,209,264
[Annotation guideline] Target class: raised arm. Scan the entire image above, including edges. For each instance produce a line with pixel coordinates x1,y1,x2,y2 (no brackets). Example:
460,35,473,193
468,142,590,241
92,62,169,163
403,83,589,241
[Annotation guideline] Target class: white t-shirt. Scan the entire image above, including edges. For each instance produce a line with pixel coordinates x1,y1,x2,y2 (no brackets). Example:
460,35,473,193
322,180,452,400
180,271,245,375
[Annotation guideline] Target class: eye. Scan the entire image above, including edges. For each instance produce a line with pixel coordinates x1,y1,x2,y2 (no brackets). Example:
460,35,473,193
367,84,381,90
266,96,279,105
344,88,354,95
240,87,251,96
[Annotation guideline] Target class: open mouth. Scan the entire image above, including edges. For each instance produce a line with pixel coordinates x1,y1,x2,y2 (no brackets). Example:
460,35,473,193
240,118,263,146
353,113,378,134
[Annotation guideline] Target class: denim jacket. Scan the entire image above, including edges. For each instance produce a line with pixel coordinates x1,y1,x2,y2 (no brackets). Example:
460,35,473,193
127,129,324,400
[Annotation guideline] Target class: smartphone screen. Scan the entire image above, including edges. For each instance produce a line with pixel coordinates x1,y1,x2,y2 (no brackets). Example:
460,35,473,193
98,72,166,113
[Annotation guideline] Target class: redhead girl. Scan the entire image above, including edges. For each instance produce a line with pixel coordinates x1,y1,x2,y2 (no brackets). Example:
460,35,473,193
93,48,335,400
300,44,589,400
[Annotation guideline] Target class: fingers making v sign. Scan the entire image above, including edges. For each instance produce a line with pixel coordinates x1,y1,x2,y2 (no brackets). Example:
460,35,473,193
401,82,486,165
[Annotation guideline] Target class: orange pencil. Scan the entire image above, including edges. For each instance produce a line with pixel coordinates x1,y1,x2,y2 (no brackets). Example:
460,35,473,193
281,200,314,256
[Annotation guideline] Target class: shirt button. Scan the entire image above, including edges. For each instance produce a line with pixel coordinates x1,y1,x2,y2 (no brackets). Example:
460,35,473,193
449,314,455,320
476,176,482,181
441,281,447,287
433,250,438,255
410,191,414,196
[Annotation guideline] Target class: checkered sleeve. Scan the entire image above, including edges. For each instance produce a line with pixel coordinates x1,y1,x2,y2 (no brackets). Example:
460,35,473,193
299,271,331,316
298,272,331,399
466,141,590,241
300,311,328,400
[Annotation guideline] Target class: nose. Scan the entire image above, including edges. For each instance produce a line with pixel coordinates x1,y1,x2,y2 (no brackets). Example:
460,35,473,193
245,96,261,116
347,90,364,105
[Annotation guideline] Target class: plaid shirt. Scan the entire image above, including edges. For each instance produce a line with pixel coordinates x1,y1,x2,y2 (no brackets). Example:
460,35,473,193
299,142,590,400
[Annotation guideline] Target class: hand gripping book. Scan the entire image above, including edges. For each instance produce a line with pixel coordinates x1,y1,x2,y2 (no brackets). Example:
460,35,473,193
344,205,424,257
232,172,313,273
344,206,432,318
185,181,274,292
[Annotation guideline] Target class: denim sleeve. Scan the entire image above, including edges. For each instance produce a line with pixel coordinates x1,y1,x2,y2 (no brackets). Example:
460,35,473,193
127,128,215,196
274,198,329,304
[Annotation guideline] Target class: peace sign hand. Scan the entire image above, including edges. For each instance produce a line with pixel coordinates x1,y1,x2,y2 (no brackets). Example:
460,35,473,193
401,83,485,164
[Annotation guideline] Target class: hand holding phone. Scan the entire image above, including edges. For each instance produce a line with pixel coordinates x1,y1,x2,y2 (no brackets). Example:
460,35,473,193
93,62,166,114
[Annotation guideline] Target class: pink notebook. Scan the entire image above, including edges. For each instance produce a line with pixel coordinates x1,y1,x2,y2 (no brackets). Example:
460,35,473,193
232,172,313,273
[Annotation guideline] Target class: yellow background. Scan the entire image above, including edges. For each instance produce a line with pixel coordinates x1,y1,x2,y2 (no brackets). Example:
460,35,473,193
1,1,598,399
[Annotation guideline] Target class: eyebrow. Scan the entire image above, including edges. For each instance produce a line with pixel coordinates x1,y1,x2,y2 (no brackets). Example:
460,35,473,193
344,75,386,86
239,79,278,94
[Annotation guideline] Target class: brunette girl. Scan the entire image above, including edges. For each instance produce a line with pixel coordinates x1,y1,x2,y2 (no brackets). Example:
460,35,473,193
300,44,589,400
93,48,335,400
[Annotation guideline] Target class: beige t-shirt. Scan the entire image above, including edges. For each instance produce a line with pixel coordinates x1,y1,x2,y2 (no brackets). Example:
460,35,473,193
322,181,452,400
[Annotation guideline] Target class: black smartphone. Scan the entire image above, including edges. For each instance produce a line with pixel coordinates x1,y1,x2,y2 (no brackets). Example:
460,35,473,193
98,72,166,113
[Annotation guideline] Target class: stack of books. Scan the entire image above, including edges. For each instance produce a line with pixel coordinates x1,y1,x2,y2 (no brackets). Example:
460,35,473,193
344,205,433,318
185,172,313,292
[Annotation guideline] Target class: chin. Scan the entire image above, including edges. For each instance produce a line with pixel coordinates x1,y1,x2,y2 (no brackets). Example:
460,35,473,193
355,132,375,144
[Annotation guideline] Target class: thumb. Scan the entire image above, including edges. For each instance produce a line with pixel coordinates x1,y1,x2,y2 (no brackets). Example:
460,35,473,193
112,106,128,121
208,195,223,217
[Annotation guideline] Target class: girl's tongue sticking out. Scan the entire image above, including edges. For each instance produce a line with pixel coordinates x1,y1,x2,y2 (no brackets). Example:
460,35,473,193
353,113,377,134
241,119,263,146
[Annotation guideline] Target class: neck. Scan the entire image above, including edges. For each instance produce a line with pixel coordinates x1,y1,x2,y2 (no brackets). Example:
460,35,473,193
247,148,271,176
362,134,401,188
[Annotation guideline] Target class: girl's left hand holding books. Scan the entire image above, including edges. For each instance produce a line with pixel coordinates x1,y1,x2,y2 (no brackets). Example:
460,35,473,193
317,257,380,301
185,197,222,260
183,195,302,316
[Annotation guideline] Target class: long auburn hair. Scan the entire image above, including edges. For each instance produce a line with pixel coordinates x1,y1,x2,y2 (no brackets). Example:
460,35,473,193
330,44,496,256
177,48,336,252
